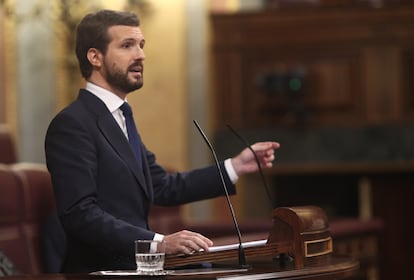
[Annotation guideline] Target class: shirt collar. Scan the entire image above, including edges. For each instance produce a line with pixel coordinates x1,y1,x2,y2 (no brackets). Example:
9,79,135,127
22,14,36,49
85,82,126,113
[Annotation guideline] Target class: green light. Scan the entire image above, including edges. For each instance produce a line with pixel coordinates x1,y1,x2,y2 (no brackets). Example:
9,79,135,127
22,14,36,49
289,78,302,92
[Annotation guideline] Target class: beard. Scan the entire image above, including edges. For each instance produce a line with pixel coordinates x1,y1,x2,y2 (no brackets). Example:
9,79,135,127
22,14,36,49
104,62,143,94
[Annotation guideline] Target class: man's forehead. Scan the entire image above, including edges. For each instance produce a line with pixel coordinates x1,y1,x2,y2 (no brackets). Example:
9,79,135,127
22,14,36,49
108,25,144,40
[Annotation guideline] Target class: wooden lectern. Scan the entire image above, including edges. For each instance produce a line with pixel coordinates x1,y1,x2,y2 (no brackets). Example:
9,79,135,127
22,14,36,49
165,205,333,269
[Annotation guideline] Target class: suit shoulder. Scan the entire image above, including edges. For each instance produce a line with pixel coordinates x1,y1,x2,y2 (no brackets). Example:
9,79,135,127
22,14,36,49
51,99,89,123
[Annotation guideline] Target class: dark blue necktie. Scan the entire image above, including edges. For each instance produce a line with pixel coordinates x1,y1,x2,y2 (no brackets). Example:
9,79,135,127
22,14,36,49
120,102,143,169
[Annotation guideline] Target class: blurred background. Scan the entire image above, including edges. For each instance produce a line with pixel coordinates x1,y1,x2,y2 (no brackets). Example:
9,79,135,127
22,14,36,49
1,0,414,279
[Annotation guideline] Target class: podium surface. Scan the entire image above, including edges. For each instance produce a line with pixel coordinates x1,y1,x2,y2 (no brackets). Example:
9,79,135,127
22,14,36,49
0,256,358,280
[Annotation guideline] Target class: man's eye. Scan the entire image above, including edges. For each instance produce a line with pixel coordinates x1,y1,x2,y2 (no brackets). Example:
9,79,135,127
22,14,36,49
122,43,131,48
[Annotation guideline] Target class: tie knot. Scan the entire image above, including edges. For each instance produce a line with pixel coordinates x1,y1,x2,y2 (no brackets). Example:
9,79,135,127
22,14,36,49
120,102,133,116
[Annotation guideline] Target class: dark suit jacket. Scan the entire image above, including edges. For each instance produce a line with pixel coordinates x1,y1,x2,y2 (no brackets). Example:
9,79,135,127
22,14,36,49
44,89,235,273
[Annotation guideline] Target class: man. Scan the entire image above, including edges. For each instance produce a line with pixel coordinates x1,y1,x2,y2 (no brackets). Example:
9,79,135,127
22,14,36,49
45,9,280,273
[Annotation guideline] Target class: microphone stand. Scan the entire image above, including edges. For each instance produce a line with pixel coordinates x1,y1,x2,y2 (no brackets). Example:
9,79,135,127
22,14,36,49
193,120,249,269
226,124,276,209
226,125,293,265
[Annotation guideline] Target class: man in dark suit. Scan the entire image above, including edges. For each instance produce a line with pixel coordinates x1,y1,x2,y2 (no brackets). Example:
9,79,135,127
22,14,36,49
45,9,280,273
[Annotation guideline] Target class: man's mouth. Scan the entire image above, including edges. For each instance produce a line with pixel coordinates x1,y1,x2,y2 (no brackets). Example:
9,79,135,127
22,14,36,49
129,64,143,73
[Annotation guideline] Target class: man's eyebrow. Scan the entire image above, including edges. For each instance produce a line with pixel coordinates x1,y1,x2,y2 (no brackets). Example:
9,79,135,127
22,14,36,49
121,37,136,42
120,37,145,44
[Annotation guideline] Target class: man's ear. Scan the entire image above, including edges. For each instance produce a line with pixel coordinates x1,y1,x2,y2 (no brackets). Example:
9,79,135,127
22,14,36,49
87,48,102,67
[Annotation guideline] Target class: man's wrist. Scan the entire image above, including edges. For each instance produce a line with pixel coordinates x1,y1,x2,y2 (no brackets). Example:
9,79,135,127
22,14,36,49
224,158,239,184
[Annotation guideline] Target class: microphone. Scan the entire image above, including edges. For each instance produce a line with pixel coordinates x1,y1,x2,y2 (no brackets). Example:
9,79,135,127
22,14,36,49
225,124,276,209
226,125,294,265
193,120,249,268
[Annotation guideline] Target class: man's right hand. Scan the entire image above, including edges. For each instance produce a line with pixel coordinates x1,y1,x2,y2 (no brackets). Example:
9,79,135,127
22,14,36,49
163,230,213,255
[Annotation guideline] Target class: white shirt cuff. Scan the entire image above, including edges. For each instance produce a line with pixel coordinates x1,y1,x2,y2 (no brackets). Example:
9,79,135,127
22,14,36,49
153,233,164,241
224,158,239,184
149,233,164,253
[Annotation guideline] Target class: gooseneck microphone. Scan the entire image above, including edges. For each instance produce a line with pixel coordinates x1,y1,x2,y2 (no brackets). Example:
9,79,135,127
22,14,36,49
226,124,276,209
225,125,294,265
193,120,249,268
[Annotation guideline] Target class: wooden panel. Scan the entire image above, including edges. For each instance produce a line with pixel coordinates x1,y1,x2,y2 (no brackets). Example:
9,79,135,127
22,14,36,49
363,46,403,123
211,52,244,128
371,174,414,280
402,48,414,118
242,49,364,127
210,6,414,128
0,9,5,122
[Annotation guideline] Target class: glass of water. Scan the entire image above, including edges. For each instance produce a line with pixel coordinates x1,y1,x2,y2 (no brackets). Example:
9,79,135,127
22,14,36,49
135,240,166,274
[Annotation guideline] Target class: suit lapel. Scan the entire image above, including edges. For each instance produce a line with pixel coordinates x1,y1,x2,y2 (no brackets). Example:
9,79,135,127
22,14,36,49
78,90,149,197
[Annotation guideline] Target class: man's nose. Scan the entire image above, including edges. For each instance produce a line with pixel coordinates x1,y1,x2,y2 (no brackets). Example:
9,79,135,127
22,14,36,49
136,47,145,60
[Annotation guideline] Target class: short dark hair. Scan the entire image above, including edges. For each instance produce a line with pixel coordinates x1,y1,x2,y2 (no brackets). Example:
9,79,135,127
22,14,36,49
75,10,140,79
